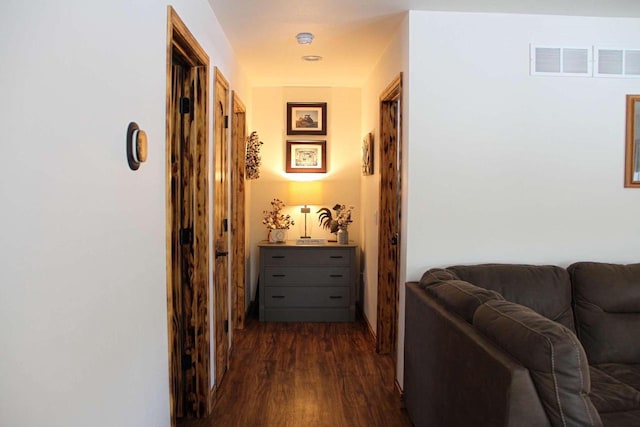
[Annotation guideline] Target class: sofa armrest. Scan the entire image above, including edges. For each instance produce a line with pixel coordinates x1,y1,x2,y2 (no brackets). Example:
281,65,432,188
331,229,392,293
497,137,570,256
404,282,550,427
475,300,602,427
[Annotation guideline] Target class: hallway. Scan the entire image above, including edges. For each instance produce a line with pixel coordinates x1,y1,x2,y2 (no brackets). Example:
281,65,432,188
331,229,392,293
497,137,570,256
178,320,411,427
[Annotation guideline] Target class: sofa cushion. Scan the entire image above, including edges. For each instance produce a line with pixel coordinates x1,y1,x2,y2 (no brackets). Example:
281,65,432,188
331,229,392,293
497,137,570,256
595,364,640,392
474,299,602,427
589,365,640,413
569,262,640,364
419,268,459,288
448,264,575,331
426,280,504,323
599,409,640,427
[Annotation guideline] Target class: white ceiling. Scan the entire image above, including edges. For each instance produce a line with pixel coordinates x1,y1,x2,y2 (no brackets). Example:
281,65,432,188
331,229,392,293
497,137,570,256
207,0,640,87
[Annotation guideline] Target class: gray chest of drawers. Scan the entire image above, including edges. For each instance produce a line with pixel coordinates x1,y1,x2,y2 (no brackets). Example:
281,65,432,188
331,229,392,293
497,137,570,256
259,242,357,322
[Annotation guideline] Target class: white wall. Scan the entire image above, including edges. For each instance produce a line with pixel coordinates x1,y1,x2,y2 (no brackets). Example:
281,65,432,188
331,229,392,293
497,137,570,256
0,1,246,426
402,10,640,384
247,86,362,307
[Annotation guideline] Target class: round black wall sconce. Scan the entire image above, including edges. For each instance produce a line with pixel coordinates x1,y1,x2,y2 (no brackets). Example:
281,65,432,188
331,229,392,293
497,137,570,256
127,122,148,170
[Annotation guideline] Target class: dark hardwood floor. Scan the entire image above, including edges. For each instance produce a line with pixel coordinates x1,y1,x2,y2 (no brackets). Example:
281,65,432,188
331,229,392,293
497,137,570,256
178,318,412,427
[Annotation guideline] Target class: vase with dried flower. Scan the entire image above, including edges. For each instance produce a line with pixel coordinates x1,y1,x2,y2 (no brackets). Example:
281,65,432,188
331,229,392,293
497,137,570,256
317,203,354,244
263,198,294,243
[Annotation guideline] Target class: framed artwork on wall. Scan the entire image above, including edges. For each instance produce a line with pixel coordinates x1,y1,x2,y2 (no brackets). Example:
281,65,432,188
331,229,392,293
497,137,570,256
362,132,374,176
625,94,640,188
287,102,327,135
286,140,327,173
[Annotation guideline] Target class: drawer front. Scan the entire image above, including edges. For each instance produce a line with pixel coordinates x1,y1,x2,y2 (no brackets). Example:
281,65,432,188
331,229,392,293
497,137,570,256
262,308,352,322
263,266,351,286
261,247,351,266
265,286,349,308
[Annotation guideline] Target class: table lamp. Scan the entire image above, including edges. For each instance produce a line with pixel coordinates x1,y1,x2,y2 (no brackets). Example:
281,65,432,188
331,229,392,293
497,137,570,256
288,181,323,239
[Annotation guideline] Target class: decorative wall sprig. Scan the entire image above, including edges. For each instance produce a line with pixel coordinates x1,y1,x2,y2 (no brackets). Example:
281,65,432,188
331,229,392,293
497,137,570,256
246,131,262,180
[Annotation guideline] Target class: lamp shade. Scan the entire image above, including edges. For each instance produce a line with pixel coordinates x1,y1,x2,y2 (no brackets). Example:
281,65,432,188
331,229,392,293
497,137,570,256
288,181,323,206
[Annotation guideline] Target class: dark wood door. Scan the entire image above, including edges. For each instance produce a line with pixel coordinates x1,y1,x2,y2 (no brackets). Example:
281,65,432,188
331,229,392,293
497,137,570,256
170,62,209,417
377,75,402,361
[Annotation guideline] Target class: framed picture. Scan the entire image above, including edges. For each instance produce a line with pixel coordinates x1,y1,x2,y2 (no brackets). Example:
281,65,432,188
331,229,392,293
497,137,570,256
362,132,374,176
625,94,640,188
287,102,327,135
286,140,327,173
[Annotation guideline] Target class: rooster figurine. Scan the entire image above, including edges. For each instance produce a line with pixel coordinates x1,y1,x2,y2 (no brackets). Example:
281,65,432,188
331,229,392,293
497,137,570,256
317,204,341,233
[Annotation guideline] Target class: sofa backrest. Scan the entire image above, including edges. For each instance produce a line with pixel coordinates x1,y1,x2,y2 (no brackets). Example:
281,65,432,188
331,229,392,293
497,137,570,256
423,278,505,323
474,299,602,427
569,261,640,364
446,264,575,332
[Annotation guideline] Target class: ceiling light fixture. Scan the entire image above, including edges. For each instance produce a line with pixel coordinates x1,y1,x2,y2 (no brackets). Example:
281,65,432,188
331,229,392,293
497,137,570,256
302,55,322,62
296,32,314,44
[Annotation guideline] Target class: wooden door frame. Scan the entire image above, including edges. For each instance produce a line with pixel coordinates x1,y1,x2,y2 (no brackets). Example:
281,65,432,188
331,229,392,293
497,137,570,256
165,6,211,425
230,91,247,330
376,74,403,359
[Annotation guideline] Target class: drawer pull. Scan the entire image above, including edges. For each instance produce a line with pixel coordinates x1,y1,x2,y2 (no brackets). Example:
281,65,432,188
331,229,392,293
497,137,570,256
272,274,286,277
329,274,343,278
329,255,344,259
271,295,285,299
329,296,343,299
271,255,286,259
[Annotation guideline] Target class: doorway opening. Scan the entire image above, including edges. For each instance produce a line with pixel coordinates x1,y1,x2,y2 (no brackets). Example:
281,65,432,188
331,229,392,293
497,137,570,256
166,6,211,425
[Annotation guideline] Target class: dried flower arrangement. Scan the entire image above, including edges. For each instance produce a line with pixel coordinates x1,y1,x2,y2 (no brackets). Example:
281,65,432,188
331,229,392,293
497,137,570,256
246,131,262,180
318,203,355,232
335,204,355,230
262,198,295,230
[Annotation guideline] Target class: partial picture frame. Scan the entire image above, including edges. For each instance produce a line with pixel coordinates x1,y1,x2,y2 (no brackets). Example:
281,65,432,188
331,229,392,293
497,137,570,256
286,140,327,173
362,132,374,176
287,102,327,135
625,94,640,188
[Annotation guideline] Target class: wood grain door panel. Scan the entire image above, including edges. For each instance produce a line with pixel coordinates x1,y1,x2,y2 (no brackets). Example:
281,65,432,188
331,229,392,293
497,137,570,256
166,7,211,424
231,92,247,330
376,75,402,363
214,68,230,389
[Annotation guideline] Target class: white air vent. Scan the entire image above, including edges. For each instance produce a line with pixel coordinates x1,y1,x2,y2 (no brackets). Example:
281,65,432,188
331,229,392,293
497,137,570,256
595,47,640,77
530,45,591,76
626,50,640,75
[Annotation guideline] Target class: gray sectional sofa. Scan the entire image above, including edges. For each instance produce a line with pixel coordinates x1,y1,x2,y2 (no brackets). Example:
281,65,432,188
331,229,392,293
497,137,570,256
404,262,640,427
